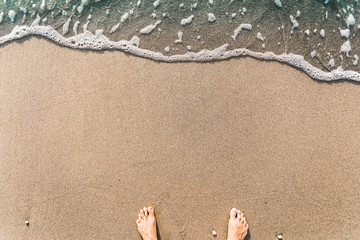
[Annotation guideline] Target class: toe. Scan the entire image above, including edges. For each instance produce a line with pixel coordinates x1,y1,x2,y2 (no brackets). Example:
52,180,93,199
237,210,242,219
230,208,237,219
148,206,155,216
140,209,144,218
143,207,148,216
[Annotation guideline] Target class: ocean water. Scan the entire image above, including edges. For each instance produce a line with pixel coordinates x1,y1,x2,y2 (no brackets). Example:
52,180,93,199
0,0,360,82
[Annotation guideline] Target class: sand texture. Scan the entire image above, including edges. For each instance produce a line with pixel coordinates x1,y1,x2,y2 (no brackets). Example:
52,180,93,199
1,38,360,240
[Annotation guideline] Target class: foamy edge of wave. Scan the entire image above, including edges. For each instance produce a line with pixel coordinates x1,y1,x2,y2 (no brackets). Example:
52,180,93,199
1,25,359,82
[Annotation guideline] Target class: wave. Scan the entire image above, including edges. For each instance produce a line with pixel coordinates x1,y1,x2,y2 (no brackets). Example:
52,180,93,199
1,24,360,82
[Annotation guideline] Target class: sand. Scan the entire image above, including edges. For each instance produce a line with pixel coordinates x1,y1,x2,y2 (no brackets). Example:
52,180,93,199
0,37,360,240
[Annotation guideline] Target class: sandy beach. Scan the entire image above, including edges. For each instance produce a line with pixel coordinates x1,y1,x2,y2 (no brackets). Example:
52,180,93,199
0,37,360,240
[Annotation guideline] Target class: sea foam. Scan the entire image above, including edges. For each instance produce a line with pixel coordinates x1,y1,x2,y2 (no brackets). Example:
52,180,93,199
1,25,359,83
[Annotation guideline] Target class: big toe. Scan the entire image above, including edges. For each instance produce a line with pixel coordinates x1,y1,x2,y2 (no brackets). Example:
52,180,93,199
147,206,155,216
230,208,237,219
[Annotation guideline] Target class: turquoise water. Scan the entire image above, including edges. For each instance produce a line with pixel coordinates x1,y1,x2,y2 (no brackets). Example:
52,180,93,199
0,0,360,81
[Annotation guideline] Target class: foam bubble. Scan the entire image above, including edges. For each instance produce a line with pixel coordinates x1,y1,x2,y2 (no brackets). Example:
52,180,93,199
208,13,216,22
140,20,161,34
121,12,129,23
31,14,41,27
8,10,16,22
353,55,359,66
153,0,160,8
63,17,71,35
73,21,80,35
340,28,350,39
232,23,252,40
340,40,351,57
175,31,183,43
257,32,265,42
320,29,325,38
347,14,355,28
181,15,194,26
290,15,299,29
274,0,282,8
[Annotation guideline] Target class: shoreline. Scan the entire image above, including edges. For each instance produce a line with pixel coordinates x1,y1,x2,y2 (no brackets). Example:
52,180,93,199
1,28,360,83
0,38,360,240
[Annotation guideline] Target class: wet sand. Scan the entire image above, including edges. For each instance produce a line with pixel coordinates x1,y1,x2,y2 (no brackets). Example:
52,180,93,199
0,37,360,240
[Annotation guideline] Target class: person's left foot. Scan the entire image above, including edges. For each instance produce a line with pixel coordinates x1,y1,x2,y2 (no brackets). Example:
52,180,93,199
136,206,158,240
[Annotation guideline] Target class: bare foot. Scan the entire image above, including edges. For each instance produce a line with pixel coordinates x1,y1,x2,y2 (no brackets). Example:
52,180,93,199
136,206,158,240
227,208,249,240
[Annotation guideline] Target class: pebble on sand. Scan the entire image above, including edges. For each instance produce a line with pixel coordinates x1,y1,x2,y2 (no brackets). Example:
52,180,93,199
276,233,283,239
211,230,217,236
25,221,29,227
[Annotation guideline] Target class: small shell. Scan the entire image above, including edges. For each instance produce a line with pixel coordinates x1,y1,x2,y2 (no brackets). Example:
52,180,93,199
211,230,217,236
25,221,29,226
276,234,283,239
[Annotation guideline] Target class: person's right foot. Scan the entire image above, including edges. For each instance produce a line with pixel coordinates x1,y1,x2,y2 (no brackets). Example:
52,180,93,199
136,206,158,240
227,208,249,240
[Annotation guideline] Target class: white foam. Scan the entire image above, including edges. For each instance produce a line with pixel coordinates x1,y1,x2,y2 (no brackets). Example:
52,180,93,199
63,17,71,35
191,3,197,10
110,23,120,34
73,21,80,35
353,55,359,66
175,31,183,43
257,32,265,42
77,0,88,15
340,40,351,57
208,13,216,22
290,15,299,29
19,7,27,14
274,0,282,8
328,58,335,68
320,29,325,38
209,0,214,5
8,10,16,22
140,20,161,34
130,36,140,47
232,23,252,40
296,10,301,18
153,0,160,8
1,25,360,83
347,14,355,28
31,14,41,27
121,12,129,23
40,0,46,10
340,28,350,38
181,15,194,26
137,0,141,7
310,50,316,58
82,20,90,32
0,12,3,24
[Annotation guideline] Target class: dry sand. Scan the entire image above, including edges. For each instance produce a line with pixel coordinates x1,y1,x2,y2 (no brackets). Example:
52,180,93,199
0,37,360,240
